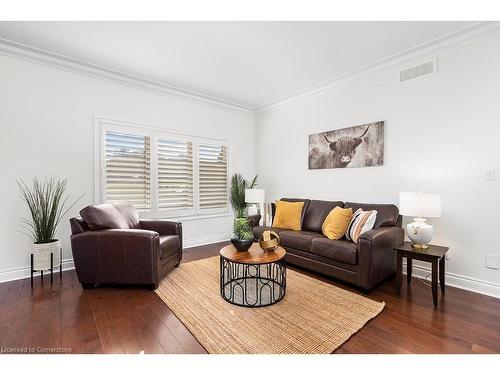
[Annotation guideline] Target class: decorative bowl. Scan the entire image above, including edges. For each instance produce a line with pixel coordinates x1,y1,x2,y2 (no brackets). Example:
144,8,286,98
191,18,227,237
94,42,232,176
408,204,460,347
231,238,253,252
258,230,280,252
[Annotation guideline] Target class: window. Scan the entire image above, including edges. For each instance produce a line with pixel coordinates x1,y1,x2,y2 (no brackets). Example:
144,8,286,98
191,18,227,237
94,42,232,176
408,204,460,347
198,143,228,209
97,119,228,218
157,138,194,210
105,131,151,209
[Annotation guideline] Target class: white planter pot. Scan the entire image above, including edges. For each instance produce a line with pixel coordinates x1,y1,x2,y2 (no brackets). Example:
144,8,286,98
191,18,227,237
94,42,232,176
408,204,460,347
32,240,61,271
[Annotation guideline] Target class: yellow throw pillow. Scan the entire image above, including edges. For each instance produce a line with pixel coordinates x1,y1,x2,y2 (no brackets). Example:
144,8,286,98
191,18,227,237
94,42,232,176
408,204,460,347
322,207,353,240
272,200,304,231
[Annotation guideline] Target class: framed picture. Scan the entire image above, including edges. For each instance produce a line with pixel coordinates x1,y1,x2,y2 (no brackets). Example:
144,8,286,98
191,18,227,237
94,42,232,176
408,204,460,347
308,121,384,169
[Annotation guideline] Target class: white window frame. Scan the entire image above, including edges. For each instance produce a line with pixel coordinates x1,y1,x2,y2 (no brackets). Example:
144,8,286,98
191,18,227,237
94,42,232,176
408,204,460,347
94,117,230,219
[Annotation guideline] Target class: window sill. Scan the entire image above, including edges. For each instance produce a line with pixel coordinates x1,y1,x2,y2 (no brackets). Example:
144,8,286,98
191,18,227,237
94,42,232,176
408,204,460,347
153,212,232,222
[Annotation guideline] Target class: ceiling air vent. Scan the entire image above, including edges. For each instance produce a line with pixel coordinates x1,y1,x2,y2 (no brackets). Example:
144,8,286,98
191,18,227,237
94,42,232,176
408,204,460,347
400,59,436,83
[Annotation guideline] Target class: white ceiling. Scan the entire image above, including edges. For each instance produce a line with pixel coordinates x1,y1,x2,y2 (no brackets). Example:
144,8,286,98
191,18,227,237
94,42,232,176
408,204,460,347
0,21,477,110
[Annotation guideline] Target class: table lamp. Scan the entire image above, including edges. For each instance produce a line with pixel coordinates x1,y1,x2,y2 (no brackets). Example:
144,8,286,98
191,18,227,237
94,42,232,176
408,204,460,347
245,189,265,224
399,191,442,249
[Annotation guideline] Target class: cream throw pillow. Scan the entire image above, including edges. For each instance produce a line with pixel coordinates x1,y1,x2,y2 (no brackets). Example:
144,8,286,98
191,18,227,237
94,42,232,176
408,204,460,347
345,208,378,243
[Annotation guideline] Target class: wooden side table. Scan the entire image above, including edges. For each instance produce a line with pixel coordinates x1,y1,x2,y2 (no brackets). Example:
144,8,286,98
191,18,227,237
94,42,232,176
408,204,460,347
394,241,449,307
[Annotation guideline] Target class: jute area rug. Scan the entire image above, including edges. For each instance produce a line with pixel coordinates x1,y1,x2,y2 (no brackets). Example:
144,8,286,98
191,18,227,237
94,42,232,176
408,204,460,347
155,256,384,354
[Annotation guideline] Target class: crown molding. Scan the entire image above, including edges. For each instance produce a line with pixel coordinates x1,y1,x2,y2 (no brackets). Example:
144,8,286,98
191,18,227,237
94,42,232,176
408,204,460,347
256,21,500,115
0,37,255,114
1,22,499,116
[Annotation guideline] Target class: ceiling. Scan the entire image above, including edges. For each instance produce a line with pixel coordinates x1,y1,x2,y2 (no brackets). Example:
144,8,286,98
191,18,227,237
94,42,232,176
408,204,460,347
0,21,478,110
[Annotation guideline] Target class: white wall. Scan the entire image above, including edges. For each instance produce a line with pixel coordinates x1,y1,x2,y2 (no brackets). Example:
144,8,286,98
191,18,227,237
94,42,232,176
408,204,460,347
256,33,500,296
0,54,255,281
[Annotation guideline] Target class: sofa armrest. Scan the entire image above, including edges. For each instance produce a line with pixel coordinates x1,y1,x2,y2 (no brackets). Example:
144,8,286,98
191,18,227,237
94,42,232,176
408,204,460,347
359,226,404,248
247,215,261,229
357,226,404,290
70,229,161,287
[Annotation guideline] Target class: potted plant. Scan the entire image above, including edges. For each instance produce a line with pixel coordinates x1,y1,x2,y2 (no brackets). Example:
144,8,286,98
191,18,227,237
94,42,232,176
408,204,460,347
230,217,254,251
229,173,257,251
17,178,83,272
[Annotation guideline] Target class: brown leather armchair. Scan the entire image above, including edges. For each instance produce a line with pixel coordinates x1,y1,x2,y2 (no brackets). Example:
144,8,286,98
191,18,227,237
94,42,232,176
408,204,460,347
69,202,182,290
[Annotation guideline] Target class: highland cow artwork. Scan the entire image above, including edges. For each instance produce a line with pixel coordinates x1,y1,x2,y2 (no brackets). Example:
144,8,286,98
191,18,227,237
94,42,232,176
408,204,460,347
308,121,384,169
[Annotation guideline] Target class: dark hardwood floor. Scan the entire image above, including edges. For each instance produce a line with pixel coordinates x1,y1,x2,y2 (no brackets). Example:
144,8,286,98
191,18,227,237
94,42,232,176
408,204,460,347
1,241,499,354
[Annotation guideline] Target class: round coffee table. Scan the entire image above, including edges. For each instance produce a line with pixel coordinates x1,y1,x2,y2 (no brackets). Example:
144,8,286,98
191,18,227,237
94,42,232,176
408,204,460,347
219,243,287,307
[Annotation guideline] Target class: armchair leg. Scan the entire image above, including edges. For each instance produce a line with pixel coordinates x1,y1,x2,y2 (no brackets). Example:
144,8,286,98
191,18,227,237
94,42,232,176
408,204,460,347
81,283,96,289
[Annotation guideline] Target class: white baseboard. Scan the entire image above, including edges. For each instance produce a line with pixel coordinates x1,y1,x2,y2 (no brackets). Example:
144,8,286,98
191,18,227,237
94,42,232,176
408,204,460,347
184,233,232,249
403,262,500,299
0,233,232,284
0,259,75,284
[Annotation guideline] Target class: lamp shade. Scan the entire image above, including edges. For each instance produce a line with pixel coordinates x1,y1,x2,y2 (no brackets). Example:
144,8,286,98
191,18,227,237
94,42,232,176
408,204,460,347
245,188,265,203
399,192,442,218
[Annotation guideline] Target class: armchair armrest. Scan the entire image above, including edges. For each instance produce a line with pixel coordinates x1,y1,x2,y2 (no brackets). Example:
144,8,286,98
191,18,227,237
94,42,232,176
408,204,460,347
357,226,404,290
140,220,183,264
70,229,161,287
140,219,182,237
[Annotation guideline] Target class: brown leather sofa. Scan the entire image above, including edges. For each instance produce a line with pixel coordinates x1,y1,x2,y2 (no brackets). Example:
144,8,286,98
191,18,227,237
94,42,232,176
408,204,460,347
69,202,182,290
251,198,404,291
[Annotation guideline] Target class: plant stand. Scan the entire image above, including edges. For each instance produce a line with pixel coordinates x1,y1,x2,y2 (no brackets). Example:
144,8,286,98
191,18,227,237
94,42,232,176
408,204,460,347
30,247,62,287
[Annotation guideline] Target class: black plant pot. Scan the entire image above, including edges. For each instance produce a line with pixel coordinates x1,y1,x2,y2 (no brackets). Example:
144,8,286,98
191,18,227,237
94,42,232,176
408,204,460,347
231,238,253,252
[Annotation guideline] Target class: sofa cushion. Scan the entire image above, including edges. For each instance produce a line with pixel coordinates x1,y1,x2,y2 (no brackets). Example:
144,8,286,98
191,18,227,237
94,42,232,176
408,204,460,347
159,235,180,260
253,226,286,239
302,200,344,232
279,230,324,253
322,206,353,240
345,208,377,243
277,198,311,227
344,202,399,228
80,201,140,230
311,237,358,265
273,200,304,230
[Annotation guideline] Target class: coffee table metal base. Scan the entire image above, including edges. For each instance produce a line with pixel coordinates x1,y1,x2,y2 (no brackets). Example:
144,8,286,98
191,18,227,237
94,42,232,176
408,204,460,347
220,256,286,307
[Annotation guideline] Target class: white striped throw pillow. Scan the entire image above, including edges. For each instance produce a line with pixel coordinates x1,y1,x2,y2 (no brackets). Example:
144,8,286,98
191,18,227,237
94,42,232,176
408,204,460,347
345,208,378,243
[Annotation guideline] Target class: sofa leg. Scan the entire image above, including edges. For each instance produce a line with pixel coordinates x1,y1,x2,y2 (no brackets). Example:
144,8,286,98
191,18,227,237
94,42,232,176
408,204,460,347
148,283,159,291
359,287,371,295
81,283,96,289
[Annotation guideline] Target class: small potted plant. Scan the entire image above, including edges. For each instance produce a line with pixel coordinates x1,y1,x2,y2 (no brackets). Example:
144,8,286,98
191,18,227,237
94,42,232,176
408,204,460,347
231,217,254,251
17,178,83,272
229,173,257,251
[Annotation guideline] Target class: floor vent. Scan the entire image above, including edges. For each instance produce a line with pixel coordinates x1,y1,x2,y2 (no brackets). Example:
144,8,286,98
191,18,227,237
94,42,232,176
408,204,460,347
400,59,436,83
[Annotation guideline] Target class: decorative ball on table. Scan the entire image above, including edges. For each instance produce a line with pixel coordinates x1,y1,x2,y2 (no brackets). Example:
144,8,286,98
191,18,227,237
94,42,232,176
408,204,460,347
258,230,280,253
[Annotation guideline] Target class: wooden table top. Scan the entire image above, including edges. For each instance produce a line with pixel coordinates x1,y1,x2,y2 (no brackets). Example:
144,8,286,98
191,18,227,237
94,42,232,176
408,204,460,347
394,241,449,258
220,243,286,264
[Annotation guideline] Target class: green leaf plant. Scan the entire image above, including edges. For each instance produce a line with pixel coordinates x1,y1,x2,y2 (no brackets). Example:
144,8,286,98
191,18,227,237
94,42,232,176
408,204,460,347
17,178,85,244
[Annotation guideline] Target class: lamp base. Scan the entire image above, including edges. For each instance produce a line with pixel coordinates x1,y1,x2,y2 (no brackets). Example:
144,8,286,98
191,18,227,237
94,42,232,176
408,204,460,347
411,243,430,250
406,217,433,250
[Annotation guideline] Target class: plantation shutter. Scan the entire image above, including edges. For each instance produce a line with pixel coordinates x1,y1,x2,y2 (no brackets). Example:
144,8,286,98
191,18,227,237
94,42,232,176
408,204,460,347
198,143,228,209
157,138,194,210
105,131,151,210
